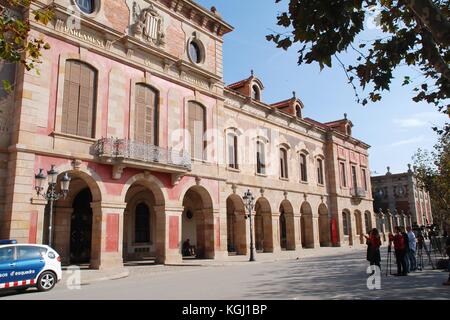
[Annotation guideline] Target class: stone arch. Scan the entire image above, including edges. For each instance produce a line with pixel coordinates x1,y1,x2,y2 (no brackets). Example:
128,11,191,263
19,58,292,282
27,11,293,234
51,169,103,266
318,203,331,247
354,210,364,244
364,210,373,234
226,194,247,255
120,173,168,207
342,209,352,245
300,201,315,248
254,197,273,252
279,200,295,250
122,176,167,262
181,185,215,259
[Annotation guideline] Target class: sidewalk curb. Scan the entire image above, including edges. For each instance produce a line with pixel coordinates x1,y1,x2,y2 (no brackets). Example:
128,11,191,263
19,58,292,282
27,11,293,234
62,269,130,286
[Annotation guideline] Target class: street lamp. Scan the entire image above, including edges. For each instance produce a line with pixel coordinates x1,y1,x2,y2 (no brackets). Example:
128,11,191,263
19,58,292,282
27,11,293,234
243,189,255,262
35,165,71,247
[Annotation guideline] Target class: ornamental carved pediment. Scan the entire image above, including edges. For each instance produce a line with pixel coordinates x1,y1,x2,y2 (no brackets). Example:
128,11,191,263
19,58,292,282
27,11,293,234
132,1,166,47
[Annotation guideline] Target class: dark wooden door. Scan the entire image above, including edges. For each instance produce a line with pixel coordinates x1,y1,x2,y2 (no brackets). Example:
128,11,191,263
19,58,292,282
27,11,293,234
70,188,93,264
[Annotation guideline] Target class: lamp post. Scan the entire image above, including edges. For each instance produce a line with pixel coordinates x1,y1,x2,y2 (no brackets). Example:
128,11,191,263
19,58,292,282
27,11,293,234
243,189,255,262
35,165,71,248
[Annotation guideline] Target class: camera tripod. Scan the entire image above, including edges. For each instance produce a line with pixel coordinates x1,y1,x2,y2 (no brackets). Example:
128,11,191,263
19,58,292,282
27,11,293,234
416,240,435,270
385,245,393,276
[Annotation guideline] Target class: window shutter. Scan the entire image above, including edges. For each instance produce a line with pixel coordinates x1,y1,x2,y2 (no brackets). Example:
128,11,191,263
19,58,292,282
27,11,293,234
188,102,205,160
61,60,96,138
135,84,158,145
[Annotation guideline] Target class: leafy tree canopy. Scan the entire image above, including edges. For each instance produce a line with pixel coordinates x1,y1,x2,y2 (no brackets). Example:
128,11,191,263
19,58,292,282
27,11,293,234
267,0,449,133
1,0,54,91
413,135,450,228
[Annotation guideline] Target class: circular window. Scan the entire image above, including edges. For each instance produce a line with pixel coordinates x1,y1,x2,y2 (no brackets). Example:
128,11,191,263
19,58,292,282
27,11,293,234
186,210,194,220
75,0,96,15
188,40,204,64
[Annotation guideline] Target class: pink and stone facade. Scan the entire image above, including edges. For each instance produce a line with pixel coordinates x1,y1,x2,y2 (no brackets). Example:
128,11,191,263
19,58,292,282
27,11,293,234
0,0,374,270
371,166,433,233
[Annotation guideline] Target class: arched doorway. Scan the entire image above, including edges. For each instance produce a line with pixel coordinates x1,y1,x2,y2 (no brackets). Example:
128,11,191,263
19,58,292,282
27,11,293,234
354,210,364,244
279,209,287,250
255,197,273,252
226,195,246,255
70,188,93,264
182,186,214,259
342,209,352,245
318,204,330,247
300,202,314,248
52,171,101,267
280,200,295,250
123,180,163,262
364,211,372,234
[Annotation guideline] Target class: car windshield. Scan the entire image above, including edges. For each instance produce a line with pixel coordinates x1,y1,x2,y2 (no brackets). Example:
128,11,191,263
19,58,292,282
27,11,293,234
0,247,14,262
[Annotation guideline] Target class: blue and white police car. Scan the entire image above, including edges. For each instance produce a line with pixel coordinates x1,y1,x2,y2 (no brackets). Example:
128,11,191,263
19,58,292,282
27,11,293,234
0,240,62,292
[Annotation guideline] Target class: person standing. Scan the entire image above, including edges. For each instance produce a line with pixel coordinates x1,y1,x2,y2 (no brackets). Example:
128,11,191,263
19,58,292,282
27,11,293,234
401,226,410,273
406,226,417,272
364,228,382,268
443,227,450,286
393,226,408,276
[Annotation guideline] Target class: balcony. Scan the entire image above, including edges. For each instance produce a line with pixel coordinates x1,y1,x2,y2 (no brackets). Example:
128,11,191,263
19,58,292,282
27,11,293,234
94,138,192,180
350,187,367,199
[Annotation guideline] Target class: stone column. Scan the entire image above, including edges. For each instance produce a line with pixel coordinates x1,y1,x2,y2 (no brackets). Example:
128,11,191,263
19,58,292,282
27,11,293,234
213,208,228,260
271,212,282,254
235,212,248,255
30,197,48,245
285,213,296,250
333,211,343,247
90,201,126,270
349,212,357,246
155,206,183,264
261,212,273,252
311,215,320,249
293,214,302,251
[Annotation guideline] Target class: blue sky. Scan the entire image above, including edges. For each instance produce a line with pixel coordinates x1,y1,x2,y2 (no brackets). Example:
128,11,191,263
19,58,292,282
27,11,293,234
197,0,448,175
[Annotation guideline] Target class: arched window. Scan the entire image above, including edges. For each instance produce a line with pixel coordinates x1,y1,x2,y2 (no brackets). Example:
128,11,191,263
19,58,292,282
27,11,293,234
61,60,97,138
251,85,260,101
300,154,308,182
317,158,324,185
256,140,266,175
188,41,202,64
296,105,302,118
342,212,349,236
76,0,95,14
135,84,158,145
135,203,150,243
188,101,206,160
280,148,288,179
227,133,238,169
365,212,372,232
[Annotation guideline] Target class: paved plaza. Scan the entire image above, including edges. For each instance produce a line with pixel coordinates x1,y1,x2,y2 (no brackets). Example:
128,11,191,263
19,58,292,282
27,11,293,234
1,247,448,300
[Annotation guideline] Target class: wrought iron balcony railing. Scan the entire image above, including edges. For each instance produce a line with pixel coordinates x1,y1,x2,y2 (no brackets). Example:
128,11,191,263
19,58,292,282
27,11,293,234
95,138,191,171
350,187,366,199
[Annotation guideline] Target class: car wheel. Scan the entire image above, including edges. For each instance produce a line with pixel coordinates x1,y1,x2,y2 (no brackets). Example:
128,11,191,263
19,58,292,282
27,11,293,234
37,271,57,292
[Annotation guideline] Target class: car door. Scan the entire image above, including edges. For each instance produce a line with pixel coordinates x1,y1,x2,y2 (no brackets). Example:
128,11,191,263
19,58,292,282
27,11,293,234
0,246,16,286
14,246,46,283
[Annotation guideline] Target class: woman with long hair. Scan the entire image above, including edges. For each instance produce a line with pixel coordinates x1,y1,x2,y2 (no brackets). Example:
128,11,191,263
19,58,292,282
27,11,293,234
365,228,382,268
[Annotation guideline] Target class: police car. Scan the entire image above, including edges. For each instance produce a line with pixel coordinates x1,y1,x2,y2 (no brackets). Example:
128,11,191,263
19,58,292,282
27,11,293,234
0,240,62,292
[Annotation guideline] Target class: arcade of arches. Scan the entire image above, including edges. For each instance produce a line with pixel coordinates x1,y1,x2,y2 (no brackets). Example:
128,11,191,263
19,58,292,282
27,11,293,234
37,170,374,269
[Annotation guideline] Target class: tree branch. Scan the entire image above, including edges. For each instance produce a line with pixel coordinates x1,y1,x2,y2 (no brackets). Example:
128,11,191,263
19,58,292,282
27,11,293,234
419,28,450,81
404,0,450,47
